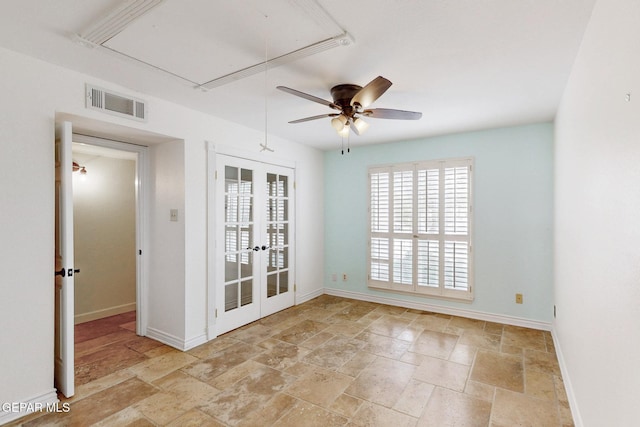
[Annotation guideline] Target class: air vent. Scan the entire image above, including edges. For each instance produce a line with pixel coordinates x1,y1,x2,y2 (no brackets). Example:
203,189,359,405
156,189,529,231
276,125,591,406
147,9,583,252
85,84,147,122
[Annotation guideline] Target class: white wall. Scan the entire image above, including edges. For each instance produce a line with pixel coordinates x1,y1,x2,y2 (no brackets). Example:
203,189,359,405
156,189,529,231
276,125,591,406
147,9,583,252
73,155,137,322
0,49,58,420
0,45,324,421
147,140,187,342
554,0,640,425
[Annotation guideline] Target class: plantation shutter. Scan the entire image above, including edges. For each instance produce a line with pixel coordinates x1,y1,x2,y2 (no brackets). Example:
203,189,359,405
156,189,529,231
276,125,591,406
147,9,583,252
368,158,473,300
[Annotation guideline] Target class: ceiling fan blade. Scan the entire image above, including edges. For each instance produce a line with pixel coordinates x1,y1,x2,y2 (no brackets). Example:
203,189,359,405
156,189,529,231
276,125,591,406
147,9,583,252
362,108,422,120
288,113,339,124
351,76,392,109
277,86,340,110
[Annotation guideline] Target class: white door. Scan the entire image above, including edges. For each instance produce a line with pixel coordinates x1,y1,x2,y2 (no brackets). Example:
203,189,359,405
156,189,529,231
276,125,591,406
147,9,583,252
261,164,295,317
215,155,294,334
54,121,75,397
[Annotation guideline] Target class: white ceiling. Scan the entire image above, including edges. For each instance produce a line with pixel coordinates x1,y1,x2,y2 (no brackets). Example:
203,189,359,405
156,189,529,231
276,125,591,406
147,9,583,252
0,0,596,150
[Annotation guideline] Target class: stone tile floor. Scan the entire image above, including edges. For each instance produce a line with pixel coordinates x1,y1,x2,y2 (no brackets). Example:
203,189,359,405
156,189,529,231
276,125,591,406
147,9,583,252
9,295,573,426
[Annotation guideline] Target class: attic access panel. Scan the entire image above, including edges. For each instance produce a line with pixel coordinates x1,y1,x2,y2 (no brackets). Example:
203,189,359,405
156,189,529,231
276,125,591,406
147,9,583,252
103,0,345,86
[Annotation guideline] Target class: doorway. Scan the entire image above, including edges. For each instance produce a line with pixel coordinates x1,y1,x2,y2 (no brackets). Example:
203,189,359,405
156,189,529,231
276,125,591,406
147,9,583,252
54,122,149,397
213,153,295,335
72,141,138,325
72,132,148,335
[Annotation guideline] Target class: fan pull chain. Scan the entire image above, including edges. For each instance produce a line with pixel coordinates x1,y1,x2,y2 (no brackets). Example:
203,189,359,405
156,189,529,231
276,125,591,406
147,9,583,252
341,133,352,155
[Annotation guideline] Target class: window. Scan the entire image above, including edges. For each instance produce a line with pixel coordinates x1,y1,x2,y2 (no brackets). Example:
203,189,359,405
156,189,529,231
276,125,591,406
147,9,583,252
368,158,473,301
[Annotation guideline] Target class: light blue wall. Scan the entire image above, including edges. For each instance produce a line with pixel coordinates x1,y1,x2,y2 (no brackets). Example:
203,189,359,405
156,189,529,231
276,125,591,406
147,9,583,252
324,122,554,322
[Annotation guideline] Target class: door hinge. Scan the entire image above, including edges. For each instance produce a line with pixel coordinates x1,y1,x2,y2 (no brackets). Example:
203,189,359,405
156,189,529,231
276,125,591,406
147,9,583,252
215,170,218,180
215,308,218,318
294,283,297,292
293,181,296,190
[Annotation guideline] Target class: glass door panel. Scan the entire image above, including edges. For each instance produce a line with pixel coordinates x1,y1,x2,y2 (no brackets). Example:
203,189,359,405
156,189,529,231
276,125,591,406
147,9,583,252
224,165,255,313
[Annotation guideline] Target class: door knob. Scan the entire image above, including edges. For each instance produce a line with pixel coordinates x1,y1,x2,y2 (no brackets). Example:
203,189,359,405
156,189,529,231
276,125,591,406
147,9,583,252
55,268,65,277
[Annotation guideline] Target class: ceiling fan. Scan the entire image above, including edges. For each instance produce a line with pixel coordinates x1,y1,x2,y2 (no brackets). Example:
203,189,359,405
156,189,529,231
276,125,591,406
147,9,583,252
277,76,422,137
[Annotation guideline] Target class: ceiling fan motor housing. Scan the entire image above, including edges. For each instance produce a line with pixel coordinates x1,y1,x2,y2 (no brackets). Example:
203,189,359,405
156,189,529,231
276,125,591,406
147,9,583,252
330,84,363,116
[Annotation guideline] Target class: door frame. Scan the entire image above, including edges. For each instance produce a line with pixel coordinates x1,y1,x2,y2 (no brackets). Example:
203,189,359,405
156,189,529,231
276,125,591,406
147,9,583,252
206,142,296,339
72,133,149,336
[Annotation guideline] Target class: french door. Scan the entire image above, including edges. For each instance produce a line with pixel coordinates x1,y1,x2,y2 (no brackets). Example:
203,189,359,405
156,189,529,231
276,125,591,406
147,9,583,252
215,154,294,335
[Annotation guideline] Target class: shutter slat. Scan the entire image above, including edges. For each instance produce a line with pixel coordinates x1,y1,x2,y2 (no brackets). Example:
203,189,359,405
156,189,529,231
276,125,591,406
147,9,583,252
417,239,439,287
418,169,439,234
444,167,469,235
393,239,413,284
371,172,390,233
371,238,390,281
393,171,413,233
444,241,469,290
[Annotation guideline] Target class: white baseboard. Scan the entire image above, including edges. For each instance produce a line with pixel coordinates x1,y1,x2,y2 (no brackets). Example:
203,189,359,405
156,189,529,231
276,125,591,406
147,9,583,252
75,302,136,324
145,327,207,351
145,327,185,351
0,389,58,426
183,333,208,351
551,326,583,427
296,287,324,305
324,288,552,331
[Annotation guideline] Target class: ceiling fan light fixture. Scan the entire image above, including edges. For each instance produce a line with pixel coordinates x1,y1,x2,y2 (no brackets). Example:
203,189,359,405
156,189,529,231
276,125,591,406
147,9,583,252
331,115,348,132
338,123,350,137
353,117,369,134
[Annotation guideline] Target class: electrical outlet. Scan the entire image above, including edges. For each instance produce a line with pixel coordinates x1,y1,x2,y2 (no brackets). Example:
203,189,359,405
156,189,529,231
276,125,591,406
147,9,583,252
515,293,523,304
342,273,347,281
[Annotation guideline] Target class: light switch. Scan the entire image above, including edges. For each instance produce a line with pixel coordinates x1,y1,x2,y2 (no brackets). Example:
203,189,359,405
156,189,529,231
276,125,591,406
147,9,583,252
170,209,178,222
